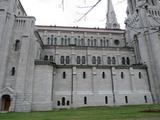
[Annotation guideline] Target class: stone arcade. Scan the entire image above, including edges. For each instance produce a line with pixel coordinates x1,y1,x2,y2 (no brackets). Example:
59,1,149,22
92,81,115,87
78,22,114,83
0,0,160,112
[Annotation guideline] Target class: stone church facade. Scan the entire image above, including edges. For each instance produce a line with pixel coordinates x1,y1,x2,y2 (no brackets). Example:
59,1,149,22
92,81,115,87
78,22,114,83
0,0,159,112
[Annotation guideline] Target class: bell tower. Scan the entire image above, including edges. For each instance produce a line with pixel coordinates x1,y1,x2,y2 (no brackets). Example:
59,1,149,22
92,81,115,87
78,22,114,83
126,0,160,103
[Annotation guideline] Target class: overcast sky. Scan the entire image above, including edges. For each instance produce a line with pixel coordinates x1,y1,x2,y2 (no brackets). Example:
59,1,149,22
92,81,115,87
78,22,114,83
20,0,127,29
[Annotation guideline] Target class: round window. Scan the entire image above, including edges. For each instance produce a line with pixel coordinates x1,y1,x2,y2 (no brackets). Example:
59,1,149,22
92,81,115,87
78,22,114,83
114,40,120,45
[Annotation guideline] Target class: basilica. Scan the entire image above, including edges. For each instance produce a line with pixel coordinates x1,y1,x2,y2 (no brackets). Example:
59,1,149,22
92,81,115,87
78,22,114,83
0,0,160,112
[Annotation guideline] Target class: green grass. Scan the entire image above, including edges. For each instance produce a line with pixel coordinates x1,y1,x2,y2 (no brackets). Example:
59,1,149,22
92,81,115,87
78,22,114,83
0,105,160,120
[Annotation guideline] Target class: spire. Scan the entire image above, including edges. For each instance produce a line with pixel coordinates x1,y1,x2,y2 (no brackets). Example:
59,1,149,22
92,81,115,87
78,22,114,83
106,0,120,29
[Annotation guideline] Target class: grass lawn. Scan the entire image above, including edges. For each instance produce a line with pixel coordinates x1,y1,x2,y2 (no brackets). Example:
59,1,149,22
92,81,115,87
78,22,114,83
0,105,160,120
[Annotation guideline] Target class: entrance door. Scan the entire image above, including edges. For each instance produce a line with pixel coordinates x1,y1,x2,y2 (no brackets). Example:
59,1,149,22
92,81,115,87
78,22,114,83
1,95,11,111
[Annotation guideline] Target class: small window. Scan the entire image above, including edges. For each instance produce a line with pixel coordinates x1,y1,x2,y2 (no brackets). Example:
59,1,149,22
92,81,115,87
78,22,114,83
77,56,81,64
11,67,16,76
126,57,130,65
62,97,65,106
107,57,111,65
114,40,120,45
92,56,96,64
144,96,148,103
84,97,87,104
61,56,65,64
82,56,86,64
15,40,20,51
121,72,124,79
112,57,116,65
139,72,142,79
102,72,105,79
66,56,70,64
125,96,128,103
67,101,70,106
105,96,108,104
57,101,60,106
63,72,66,79
44,55,48,60
122,57,125,65
83,72,86,79
50,56,53,61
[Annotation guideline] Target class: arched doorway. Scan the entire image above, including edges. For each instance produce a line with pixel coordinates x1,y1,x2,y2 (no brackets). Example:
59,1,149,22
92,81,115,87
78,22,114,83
1,95,11,111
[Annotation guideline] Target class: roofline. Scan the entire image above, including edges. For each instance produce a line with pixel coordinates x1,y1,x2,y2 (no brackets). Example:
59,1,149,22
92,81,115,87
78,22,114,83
36,25,125,33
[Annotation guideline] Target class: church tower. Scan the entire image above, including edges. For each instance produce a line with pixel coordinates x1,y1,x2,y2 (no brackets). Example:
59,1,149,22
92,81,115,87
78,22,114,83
105,0,120,29
125,0,160,103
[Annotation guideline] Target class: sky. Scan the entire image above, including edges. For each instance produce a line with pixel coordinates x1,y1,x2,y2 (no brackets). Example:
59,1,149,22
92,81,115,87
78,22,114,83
20,0,127,29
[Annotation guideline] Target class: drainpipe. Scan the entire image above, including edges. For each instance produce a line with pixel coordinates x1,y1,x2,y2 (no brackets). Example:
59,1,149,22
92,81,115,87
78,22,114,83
110,67,116,105
71,67,74,107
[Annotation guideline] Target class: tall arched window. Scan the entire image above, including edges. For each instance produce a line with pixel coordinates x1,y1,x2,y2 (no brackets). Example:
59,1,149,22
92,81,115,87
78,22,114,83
77,56,81,64
107,57,111,65
126,57,130,65
97,56,101,64
92,56,96,64
66,56,70,64
68,38,71,45
82,56,86,64
112,57,116,65
122,57,125,65
60,56,65,64
15,40,20,51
